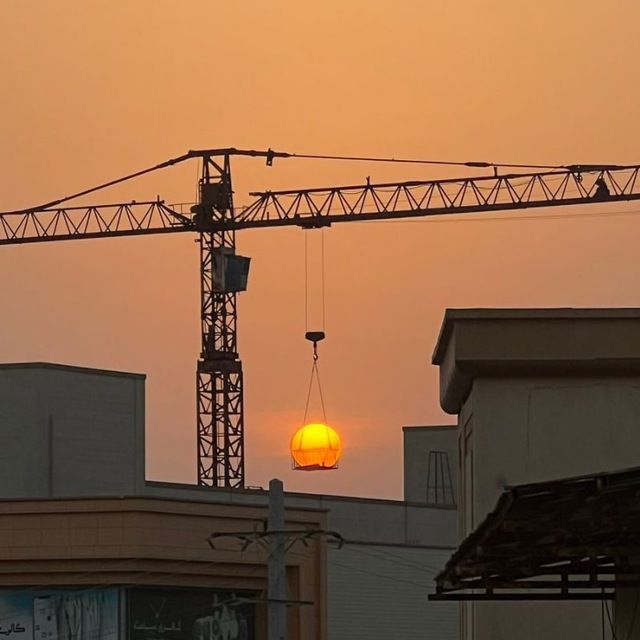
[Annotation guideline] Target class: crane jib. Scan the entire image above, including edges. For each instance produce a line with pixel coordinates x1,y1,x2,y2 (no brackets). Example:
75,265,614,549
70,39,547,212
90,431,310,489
2,165,640,243
219,192,640,231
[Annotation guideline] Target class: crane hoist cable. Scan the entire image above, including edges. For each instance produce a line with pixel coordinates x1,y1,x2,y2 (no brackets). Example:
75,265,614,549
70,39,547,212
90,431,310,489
303,229,327,333
302,333,327,425
302,229,328,424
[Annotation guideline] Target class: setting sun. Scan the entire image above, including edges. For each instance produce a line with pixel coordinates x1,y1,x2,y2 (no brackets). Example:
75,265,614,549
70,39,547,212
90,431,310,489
290,423,343,471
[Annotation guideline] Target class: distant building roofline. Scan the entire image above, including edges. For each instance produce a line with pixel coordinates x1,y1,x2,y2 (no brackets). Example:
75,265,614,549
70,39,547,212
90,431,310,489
402,424,456,432
0,362,146,380
144,479,456,510
432,307,640,413
433,307,640,364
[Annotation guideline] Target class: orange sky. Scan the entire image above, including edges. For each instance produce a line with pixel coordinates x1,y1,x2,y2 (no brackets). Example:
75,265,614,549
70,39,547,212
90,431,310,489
1,1,639,498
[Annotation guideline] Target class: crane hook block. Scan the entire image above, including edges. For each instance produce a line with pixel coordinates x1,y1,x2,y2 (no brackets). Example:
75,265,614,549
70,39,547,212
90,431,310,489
305,331,325,343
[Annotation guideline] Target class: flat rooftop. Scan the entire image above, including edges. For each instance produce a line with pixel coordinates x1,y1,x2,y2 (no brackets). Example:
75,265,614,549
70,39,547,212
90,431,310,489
0,361,146,379
433,308,640,413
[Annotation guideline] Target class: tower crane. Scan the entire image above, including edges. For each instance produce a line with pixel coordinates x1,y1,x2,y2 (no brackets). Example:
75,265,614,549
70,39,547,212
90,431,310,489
2,148,640,488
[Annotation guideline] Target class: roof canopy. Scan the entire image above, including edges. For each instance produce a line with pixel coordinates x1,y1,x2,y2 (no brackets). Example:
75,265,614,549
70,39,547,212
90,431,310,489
432,466,640,601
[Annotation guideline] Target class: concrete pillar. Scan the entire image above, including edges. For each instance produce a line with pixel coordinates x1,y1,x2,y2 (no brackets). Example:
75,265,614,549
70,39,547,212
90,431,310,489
616,589,640,639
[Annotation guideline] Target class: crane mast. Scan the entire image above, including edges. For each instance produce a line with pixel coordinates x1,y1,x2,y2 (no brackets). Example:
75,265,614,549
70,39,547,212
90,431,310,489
192,154,244,487
2,152,640,488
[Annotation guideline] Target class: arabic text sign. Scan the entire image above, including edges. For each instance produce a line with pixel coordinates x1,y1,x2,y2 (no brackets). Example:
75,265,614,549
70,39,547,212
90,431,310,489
0,589,119,640
129,588,254,640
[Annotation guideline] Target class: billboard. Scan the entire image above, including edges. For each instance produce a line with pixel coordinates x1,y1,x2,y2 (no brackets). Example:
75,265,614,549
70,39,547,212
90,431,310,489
0,587,253,640
128,589,253,640
0,588,119,640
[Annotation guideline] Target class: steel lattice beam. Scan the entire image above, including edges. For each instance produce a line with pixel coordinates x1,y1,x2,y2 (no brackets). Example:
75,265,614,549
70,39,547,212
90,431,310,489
4,167,640,242
232,165,640,230
0,201,191,244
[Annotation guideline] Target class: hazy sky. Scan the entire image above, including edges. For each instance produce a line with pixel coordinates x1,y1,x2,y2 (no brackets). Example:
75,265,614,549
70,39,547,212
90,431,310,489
1,1,640,498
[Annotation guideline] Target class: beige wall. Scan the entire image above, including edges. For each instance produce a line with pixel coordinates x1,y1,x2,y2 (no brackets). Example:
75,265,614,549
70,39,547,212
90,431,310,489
431,309,640,640
466,376,640,529
0,496,327,640
456,376,634,640
0,364,145,498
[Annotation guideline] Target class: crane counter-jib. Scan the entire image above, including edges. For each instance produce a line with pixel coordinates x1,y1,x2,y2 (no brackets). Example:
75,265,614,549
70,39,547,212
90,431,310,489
0,201,193,245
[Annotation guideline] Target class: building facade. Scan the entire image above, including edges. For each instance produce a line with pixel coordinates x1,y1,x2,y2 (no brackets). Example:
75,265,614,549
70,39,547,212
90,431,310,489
431,308,640,640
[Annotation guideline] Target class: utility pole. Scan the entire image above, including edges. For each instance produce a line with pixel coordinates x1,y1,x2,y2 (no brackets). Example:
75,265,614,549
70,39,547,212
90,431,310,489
209,481,342,637
268,478,287,640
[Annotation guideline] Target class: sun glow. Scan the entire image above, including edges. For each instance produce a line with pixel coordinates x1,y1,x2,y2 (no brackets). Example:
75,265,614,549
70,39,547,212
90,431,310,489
290,422,342,471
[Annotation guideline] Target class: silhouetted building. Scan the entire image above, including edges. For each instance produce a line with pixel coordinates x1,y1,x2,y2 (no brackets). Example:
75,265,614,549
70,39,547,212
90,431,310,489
0,362,458,640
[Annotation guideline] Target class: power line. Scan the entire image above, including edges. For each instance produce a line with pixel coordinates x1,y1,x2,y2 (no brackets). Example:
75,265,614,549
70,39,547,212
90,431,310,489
370,207,640,225
337,542,447,575
288,547,436,590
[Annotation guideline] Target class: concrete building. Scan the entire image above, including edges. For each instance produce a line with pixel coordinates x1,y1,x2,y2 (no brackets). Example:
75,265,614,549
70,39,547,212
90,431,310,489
0,364,324,639
403,425,457,506
0,362,459,640
0,363,146,498
431,308,640,640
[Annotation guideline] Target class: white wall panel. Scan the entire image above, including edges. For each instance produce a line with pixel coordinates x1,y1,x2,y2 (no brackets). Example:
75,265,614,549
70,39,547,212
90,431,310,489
328,545,457,640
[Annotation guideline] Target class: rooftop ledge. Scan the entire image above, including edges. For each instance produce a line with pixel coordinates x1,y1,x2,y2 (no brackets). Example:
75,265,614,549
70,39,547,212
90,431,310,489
432,308,640,414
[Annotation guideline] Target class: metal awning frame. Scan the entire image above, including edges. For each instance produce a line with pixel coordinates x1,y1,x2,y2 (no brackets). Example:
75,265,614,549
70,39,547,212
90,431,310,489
431,466,640,601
